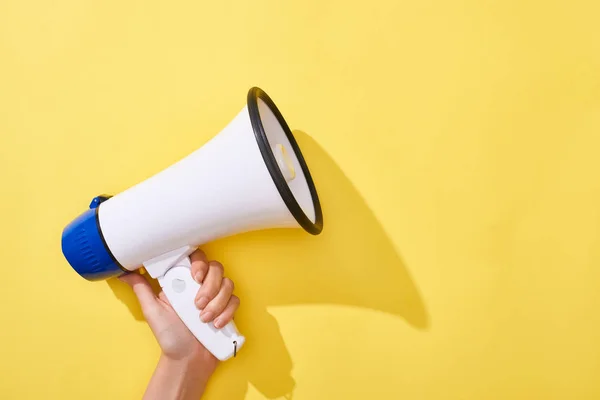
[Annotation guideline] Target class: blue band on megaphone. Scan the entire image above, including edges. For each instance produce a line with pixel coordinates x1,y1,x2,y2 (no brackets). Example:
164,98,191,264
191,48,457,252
61,206,125,281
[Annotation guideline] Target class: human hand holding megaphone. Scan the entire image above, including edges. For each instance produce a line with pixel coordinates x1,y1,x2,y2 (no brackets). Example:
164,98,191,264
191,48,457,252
61,87,323,361
118,249,238,364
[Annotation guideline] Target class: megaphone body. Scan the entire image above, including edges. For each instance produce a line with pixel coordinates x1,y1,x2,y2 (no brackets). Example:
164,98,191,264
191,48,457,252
61,87,323,361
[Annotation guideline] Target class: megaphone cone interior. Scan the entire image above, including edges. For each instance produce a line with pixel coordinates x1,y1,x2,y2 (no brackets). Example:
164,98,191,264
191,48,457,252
248,86,323,236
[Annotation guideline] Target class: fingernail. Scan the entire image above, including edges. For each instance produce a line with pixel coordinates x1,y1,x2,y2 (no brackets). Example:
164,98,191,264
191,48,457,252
213,317,223,328
200,311,214,323
196,297,209,309
195,272,204,283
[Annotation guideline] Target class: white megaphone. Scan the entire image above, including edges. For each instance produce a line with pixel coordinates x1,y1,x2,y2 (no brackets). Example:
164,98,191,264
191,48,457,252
61,87,323,361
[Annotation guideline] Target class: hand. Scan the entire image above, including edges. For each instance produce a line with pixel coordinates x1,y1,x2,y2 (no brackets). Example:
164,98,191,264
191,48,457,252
119,248,240,400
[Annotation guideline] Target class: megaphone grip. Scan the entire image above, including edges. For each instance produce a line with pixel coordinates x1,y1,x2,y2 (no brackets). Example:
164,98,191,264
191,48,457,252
157,257,245,361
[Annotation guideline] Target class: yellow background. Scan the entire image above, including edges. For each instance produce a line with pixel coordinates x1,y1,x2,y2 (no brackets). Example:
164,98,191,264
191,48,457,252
1,0,599,399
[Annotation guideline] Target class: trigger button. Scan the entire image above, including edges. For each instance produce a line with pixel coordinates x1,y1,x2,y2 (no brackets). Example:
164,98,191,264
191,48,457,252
172,278,186,293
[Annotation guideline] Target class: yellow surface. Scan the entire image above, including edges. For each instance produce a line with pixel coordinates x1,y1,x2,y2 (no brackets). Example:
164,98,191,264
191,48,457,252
1,0,600,399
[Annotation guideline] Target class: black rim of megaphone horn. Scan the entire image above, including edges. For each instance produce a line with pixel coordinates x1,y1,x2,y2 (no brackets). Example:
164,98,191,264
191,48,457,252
247,86,323,235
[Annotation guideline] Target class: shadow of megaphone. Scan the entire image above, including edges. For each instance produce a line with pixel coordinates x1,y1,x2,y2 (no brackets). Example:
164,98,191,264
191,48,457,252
227,130,429,328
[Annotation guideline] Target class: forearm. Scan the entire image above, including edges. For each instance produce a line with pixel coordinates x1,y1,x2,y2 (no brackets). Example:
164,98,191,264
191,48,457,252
143,354,214,400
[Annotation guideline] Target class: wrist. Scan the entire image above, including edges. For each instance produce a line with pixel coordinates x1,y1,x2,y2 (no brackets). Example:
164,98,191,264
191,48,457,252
161,349,218,378
142,352,218,400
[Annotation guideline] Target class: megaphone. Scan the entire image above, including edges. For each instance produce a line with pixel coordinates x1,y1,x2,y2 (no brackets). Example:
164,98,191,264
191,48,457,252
61,87,323,361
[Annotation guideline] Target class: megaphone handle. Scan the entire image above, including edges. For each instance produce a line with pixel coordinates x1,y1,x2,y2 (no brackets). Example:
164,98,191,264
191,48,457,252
157,256,245,361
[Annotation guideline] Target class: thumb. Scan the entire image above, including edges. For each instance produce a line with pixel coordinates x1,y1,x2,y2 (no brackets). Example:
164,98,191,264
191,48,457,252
118,272,158,313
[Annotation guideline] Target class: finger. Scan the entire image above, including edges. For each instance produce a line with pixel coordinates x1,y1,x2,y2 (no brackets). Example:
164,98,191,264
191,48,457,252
213,296,240,329
195,260,223,310
200,278,234,323
118,273,159,315
190,249,209,283
157,290,171,306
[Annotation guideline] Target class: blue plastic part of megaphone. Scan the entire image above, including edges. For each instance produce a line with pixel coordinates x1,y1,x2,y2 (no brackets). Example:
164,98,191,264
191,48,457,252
61,196,124,281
